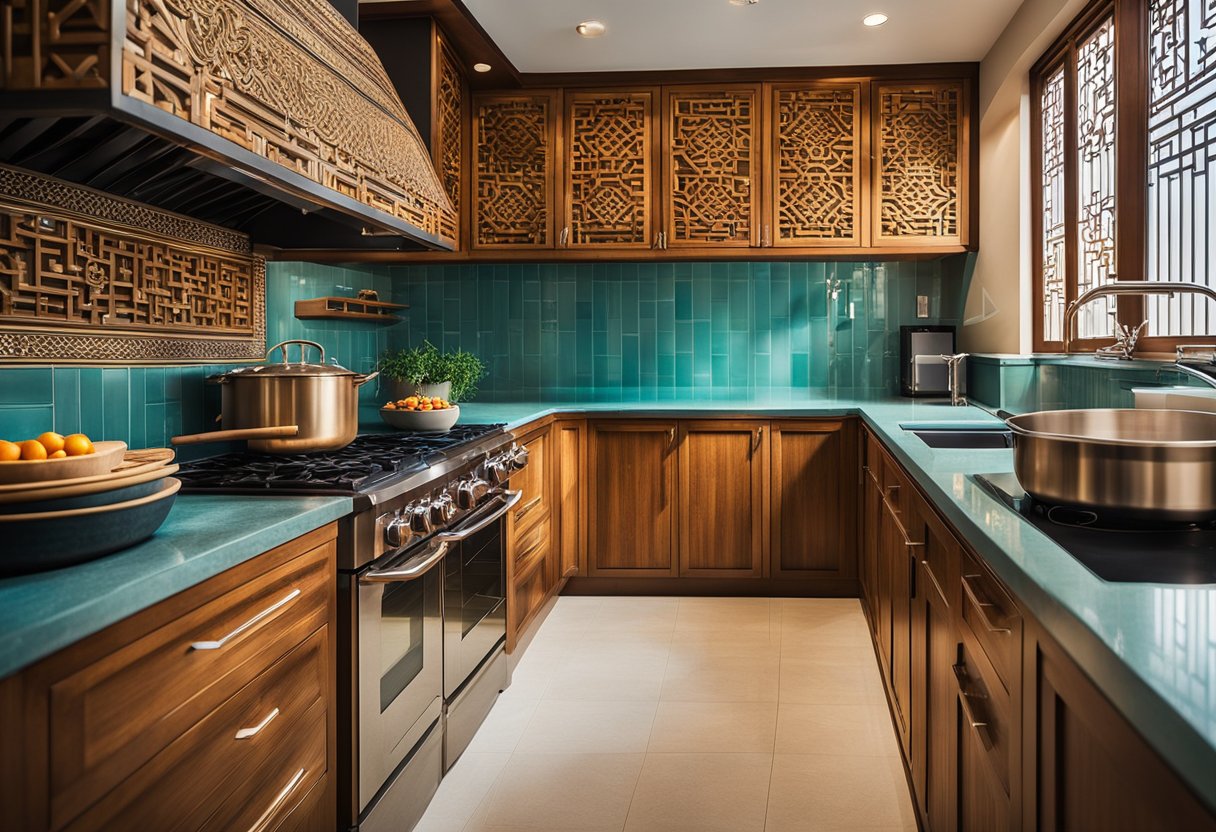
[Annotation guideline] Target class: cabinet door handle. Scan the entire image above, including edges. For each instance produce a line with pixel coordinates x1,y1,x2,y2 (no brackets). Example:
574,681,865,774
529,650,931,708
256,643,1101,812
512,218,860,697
752,425,764,454
560,226,570,246
235,707,280,740
763,224,771,247
952,662,994,750
247,767,307,832
190,588,301,651
963,573,1013,634
667,427,676,450
661,230,669,250
515,494,543,522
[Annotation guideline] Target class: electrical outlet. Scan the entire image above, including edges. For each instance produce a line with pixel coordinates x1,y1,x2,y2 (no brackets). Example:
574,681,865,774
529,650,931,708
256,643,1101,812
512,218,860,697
917,295,930,318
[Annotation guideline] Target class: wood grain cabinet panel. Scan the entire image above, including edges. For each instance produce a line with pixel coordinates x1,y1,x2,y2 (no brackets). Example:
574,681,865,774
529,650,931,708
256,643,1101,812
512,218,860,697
562,89,657,249
676,420,767,578
663,85,761,247
511,423,552,536
433,36,466,247
471,92,560,248
871,80,970,247
556,419,585,579
767,82,866,248
587,420,678,576
770,419,858,579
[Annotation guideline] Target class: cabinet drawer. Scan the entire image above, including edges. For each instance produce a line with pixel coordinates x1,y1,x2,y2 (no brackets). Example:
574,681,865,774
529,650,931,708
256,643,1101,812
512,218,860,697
959,550,1020,694
511,426,550,535
49,541,333,827
955,635,1013,800
514,512,550,575
66,626,329,832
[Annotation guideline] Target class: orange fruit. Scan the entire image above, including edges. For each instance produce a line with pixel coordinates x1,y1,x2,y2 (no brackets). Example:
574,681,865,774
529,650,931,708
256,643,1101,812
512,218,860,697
36,431,65,454
63,434,95,456
0,441,20,461
19,440,47,461
49,449,67,459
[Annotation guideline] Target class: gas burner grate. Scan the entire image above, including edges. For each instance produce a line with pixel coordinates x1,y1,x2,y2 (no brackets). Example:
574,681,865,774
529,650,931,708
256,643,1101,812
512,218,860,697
177,424,505,495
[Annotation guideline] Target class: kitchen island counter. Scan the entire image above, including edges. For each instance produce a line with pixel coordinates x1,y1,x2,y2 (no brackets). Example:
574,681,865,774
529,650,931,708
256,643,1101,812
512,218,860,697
0,494,352,679
442,393,1216,811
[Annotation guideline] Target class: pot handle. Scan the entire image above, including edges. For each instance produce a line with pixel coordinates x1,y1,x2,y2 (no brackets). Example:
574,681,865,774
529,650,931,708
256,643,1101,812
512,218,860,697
354,370,380,389
268,339,325,365
171,425,300,446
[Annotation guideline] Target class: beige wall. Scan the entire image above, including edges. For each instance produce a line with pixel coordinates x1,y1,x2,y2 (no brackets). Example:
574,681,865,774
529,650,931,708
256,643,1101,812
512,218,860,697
960,0,1089,354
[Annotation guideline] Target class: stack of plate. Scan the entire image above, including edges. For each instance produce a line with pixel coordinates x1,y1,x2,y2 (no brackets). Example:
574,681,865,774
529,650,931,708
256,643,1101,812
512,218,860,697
0,446,181,576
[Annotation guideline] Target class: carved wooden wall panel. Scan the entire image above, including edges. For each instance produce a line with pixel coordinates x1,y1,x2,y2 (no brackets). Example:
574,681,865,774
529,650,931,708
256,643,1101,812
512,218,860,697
0,0,110,89
0,167,264,363
472,93,556,248
873,81,966,244
770,83,864,247
665,86,759,247
117,0,457,244
434,38,465,246
564,90,654,248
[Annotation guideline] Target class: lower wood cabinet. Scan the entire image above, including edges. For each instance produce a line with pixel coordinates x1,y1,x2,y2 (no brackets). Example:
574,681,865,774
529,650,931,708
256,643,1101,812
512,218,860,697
677,420,766,578
555,418,585,580
0,523,339,832
587,420,678,577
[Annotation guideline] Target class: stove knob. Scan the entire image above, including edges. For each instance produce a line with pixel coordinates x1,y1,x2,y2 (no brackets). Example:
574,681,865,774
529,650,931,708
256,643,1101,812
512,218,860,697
430,492,457,524
456,476,490,509
409,501,434,534
485,458,509,485
384,510,411,549
507,443,529,471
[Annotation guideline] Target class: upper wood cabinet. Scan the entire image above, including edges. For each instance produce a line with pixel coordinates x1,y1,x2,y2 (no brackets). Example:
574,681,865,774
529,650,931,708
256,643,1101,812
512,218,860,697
677,420,767,578
587,420,678,577
561,89,658,249
433,37,466,247
471,91,560,249
663,85,761,247
767,83,867,248
871,80,971,247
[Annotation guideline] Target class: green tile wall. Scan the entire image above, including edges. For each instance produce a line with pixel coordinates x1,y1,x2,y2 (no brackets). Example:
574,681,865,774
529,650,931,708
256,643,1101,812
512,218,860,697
271,256,973,402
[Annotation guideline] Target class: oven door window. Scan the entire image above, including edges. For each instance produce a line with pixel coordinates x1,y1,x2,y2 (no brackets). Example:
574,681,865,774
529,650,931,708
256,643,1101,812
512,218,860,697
379,578,427,712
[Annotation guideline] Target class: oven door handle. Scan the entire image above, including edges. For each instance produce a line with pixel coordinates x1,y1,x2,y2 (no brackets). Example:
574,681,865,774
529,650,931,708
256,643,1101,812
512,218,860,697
436,490,522,541
360,541,449,583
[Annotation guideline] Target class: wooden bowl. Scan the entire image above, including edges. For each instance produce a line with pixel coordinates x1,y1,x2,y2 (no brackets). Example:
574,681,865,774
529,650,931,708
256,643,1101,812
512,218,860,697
0,441,127,485
379,404,460,432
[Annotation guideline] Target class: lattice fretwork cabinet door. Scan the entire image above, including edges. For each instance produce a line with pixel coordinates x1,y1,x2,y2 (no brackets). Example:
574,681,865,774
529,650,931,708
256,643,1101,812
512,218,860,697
471,92,560,249
766,82,867,249
662,85,761,248
871,80,972,247
432,35,466,248
561,89,658,249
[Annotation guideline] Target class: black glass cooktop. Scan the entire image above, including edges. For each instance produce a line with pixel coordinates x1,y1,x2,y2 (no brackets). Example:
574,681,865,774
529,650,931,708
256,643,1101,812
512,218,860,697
177,424,504,495
973,472,1216,585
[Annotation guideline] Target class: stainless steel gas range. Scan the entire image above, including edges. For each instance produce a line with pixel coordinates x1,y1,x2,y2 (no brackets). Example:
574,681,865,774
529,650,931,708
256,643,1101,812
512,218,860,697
177,425,527,831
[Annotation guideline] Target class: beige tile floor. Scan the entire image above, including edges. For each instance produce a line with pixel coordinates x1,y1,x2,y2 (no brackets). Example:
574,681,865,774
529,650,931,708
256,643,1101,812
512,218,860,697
415,596,918,832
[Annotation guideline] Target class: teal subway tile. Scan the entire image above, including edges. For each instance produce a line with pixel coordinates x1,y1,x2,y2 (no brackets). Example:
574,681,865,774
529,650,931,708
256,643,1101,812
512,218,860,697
792,353,810,388
102,368,130,443
79,368,104,438
0,368,53,405
675,280,693,321
53,368,81,436
675,353,693,387
0,405,55,439
675,321,693,353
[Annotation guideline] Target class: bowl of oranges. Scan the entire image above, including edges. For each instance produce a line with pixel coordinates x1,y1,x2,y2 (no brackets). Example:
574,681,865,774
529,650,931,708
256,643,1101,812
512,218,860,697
380,395,460,432
0,432,126,485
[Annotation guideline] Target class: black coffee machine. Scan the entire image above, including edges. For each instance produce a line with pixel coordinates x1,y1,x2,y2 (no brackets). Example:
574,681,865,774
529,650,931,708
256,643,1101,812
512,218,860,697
900,325,957,397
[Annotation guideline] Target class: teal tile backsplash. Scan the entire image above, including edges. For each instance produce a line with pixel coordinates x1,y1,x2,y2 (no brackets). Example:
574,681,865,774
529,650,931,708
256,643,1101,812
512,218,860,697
0,254,973,446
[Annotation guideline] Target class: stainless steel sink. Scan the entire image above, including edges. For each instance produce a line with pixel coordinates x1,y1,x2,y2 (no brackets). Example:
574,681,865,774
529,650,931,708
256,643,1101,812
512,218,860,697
911,428,1013,449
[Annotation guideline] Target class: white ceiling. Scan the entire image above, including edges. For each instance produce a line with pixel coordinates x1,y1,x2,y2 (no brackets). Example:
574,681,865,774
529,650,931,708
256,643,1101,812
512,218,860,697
441,0,1025,73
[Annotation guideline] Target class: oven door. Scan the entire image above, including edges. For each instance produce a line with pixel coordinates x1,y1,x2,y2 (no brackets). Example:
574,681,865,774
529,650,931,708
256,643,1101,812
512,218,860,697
440,489,520,698
357,537,445,813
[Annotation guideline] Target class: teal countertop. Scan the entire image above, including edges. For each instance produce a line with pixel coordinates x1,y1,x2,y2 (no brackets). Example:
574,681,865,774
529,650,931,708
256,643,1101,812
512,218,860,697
452,394,1216,810
0,494,352,679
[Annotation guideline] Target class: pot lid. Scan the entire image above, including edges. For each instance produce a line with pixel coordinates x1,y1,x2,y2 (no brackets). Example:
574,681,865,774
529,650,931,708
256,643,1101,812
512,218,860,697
219,340,362,379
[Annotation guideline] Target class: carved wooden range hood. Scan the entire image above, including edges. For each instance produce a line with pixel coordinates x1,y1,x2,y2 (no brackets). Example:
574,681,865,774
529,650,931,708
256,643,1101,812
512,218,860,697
0,0,457,251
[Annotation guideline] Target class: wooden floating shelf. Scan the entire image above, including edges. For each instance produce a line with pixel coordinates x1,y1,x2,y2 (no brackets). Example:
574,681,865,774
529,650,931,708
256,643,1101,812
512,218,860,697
294,296,407,323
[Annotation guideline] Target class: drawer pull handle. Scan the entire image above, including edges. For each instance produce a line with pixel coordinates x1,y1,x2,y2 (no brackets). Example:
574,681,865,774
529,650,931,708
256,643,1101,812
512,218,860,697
515,494,543,521
190,588,301,651
952,662,994,750
235,707,280,740
247,767,306,832
962,573,1013,634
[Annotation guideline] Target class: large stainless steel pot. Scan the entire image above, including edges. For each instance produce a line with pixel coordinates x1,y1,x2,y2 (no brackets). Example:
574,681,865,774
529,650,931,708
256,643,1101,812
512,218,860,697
173,340,378,453
1006,408,1216,522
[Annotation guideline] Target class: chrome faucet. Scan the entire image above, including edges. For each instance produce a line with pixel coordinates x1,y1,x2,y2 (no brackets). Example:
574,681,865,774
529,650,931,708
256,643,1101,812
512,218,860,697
1063,280,1216,355
939,353,969,406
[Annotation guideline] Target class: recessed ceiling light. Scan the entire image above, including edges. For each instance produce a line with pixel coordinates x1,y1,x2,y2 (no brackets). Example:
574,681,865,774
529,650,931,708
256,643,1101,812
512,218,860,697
729,0,759,5
863,13,888,26
576,20,606,37
473,62,492,73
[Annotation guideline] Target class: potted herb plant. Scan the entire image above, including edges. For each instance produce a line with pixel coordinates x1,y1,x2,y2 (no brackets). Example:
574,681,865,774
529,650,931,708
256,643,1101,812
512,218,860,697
377,341,486,402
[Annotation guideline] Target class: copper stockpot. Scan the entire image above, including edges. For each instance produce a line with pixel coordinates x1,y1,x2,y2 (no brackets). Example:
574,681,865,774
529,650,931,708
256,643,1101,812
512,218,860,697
1006,408,1216,522
172,340,378,453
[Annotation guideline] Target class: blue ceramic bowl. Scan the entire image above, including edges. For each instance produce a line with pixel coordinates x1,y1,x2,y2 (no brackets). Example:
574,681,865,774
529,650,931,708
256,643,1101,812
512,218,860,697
0,477,164,516
0,478,180,576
